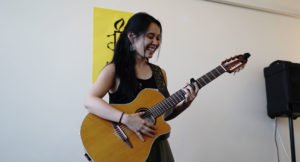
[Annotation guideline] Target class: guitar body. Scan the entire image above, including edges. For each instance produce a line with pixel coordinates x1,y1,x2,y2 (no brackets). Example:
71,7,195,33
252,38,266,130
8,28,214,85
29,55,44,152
80,89,171,162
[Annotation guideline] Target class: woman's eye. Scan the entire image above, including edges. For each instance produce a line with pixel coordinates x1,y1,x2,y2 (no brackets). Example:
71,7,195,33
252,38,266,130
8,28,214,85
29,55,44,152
146,33,161,42
147,34,155,39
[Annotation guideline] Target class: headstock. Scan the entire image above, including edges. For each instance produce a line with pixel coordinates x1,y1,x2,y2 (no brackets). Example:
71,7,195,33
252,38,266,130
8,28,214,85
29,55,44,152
221,53,251,73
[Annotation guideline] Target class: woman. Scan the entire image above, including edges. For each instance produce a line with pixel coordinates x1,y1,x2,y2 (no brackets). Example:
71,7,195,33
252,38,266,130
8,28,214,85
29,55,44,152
84,12,199,162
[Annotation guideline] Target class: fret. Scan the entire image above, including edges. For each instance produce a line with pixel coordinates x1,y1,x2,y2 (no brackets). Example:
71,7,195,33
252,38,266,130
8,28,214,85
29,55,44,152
150,106,158,117
158,103,165,115
169,96,176,106
169,97,176,105
178,90,186,99
197,79,205,87
206,72,214,80
166,98,173,105
158,105,164,116
174,94,181,102
215,67,221,75
200,77,207,84
165,98,173,107
161,100,168,109
210,71,216,78
220,66,226,74
217,66,225,75
203,75,211,83
195,79,203,88
220,65,227,72
155,103,163,117
212,69,219,78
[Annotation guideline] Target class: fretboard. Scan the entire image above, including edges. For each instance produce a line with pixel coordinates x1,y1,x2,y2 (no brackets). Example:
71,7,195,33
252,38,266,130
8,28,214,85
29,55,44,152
146,65,226,118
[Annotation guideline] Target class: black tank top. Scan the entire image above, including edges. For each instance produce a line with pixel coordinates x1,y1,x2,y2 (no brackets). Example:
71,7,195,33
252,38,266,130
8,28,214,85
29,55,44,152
109,75,157,104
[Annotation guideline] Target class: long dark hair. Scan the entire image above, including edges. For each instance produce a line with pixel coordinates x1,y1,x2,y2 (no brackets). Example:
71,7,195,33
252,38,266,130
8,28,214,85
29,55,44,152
111,12,162,96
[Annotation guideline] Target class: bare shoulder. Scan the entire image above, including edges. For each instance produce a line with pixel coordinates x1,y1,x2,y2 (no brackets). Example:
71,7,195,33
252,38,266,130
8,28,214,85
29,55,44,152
159,67,168,85
160,67,166,75
97,63,116,83
91,63,116,98
101,63,115,74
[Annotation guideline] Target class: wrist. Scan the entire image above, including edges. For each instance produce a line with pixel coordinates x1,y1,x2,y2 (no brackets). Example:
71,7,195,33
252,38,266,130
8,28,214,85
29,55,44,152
120,113,129,124
118,112,125,124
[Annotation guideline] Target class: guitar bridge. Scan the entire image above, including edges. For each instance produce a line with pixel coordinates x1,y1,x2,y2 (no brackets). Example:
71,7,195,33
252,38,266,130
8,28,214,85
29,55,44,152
112,123,133,148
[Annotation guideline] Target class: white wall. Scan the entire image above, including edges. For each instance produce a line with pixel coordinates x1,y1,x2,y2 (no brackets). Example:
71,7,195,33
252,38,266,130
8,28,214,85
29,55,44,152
0,0,299,162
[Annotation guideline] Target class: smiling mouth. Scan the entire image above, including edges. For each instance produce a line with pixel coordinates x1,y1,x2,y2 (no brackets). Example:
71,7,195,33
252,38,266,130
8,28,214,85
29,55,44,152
147,45,158,53
148,48,156,53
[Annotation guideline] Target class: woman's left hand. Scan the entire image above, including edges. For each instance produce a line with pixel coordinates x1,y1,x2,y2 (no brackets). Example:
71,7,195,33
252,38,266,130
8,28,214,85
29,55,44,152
165,82,200,121
182,82,200,106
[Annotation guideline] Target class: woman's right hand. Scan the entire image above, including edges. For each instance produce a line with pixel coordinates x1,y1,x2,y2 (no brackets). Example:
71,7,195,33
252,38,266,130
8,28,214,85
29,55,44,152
121,112,156,141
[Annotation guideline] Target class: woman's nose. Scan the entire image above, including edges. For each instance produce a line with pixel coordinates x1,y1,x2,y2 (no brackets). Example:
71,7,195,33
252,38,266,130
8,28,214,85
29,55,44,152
152,38,160,45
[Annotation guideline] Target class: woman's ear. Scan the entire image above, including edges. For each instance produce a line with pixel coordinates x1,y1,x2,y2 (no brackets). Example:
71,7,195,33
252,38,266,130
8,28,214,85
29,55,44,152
127,32,136,43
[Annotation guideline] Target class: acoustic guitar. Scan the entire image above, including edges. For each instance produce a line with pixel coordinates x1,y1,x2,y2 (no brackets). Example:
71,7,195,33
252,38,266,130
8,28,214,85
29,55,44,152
80,53,251,162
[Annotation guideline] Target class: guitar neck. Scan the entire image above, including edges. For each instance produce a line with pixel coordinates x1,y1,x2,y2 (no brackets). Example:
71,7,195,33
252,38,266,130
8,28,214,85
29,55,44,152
147,65,226,118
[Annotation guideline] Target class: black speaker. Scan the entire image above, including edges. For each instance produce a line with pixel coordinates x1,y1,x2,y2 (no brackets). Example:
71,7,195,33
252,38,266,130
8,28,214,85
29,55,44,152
264,60,300,118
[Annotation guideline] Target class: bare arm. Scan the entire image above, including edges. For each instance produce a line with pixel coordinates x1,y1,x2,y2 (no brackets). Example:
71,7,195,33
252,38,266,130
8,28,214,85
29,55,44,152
84,64,124,123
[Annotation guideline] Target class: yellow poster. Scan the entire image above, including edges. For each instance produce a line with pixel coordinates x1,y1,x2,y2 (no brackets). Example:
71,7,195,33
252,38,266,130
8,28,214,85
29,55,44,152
93,7,133,82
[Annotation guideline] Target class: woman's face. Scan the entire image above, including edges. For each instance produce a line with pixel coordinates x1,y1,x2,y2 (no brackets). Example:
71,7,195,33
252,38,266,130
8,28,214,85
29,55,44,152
133,23,161,59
